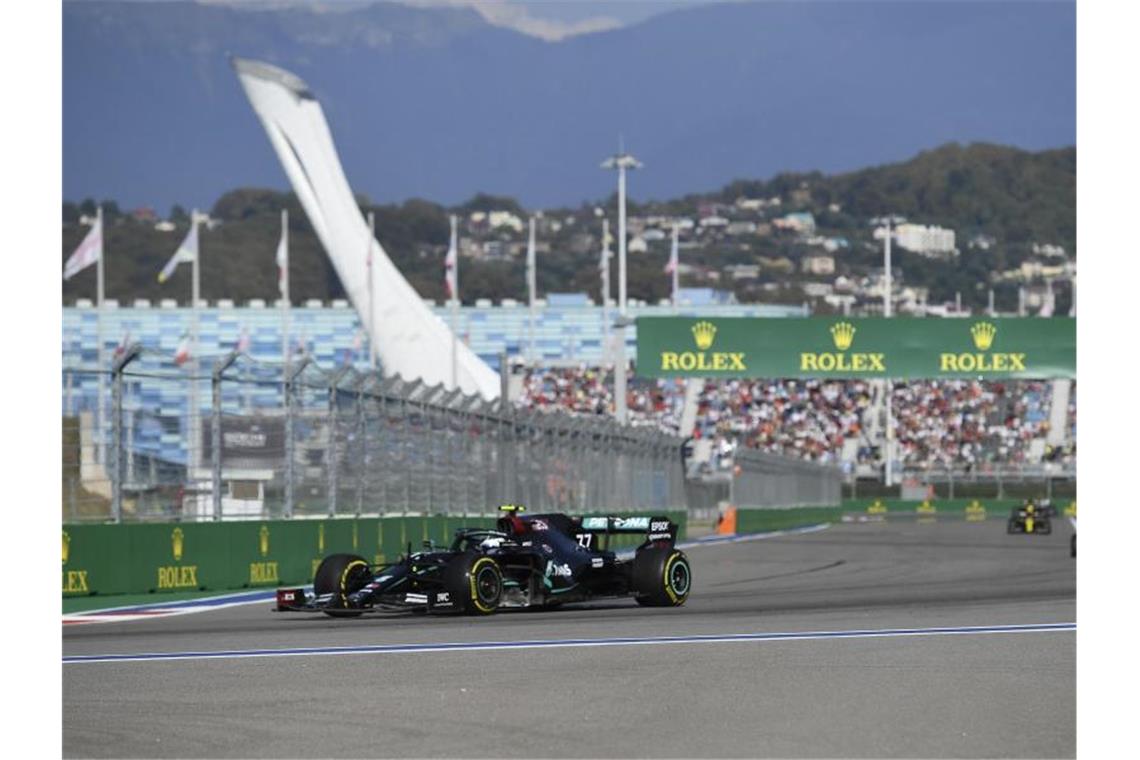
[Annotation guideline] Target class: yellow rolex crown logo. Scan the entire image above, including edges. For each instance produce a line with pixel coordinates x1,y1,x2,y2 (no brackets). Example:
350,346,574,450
63,530,71,565
830,321,856,351
172,527,184,562
691,321,717,350
971,321,997,351
259,525,270,557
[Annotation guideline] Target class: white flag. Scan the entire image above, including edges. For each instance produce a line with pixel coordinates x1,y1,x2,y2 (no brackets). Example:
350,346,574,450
664,227,678,275
63,217,102,280
276,216,288,299
174,332,192,366
444,215,458,299
158,222,198,283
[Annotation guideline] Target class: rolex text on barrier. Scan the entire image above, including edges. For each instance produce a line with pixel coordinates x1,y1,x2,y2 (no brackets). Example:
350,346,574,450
636,317,1074,379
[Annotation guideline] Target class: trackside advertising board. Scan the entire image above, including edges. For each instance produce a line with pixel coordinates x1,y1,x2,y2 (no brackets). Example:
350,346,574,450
635,317,1075,379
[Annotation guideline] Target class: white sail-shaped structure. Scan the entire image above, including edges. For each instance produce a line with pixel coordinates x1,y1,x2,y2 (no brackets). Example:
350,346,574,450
232,57,499,398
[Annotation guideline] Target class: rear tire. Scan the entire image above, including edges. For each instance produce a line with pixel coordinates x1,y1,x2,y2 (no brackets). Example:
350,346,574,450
1070,534,1076,558
313,553,371,618
444,553,502,615
1007,520,1020,534
1038,520,1052,535
632,547,691,607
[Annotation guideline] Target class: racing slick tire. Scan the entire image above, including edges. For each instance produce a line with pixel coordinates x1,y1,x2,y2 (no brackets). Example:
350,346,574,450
1071,534,1076,558
632,547,692,607
313,553,371,617
1007,519,1021,534
445,553,503,615
1037,519,1052,535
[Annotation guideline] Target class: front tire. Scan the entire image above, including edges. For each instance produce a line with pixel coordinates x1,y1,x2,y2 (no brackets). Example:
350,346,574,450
633,547,691,607
313,553,371,617
445,553,503,615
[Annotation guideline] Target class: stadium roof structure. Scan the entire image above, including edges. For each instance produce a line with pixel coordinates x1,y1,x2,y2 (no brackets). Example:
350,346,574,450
231,57,500,399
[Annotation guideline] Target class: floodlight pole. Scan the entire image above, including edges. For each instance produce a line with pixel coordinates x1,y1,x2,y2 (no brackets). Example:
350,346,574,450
189,210,202,476
602,146,642,426
600,218,611,364
367,211,377,370
883,217,893,489
450,214,460,388
96,206,106,469
211,349,241,521
111,343,142,523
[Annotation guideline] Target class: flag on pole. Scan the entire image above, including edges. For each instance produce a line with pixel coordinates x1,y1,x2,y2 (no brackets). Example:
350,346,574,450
174,333,192,366
444,217,458,299
664,230,678,275
113,330,131,359
63,216,103,280
235,327,251,354
158,222,198,283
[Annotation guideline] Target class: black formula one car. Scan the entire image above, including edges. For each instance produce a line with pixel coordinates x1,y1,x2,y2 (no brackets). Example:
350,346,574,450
274,506,692,617
1007,500,1053,535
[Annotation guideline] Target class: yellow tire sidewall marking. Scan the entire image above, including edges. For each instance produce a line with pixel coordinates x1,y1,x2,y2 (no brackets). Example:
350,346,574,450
469,557,499,613
663,552,689,605
340,560,368,606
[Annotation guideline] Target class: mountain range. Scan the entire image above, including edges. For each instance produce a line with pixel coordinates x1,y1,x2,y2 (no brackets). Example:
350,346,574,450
63,0,1075,213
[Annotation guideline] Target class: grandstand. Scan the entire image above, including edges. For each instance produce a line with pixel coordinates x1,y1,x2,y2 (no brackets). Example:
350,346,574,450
61,298,804,469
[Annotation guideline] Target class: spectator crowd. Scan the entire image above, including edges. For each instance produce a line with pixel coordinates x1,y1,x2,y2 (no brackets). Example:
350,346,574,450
516,365,1074,471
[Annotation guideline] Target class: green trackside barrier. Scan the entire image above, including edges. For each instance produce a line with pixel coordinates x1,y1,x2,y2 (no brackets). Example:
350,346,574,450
62,510,684,598
842,497,1036,518
733,506,844,535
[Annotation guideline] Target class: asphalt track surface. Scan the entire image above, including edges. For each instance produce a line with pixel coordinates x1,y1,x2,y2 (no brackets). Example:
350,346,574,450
63,520,1076,758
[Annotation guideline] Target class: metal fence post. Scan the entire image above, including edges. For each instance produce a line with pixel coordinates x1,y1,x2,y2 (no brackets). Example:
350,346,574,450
211,350,239,521
327,368,350,517
110,344,141,523
284,356,311,519
355,374,368,517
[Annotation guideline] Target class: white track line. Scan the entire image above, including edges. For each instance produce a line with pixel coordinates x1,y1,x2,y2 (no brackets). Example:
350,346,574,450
63,622,1075,664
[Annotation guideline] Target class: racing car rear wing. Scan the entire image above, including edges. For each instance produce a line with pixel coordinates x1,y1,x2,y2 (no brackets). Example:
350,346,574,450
579,515,677,545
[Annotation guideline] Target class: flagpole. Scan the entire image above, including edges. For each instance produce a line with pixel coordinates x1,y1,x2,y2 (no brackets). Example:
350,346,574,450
527,216,536,366
190,209,201,475
281,209,290,373
367,211,377,370
883,216,893,491
671,222,679,311
95,206,106,467
450,214,459,389
601,218,611,365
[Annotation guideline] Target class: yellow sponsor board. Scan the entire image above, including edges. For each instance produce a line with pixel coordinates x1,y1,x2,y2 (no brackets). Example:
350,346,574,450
249,561,280,585
916,499,937,523
866,499,888,515
800,322,885,373
939,322,1026,373
62,569,89,594
660,320,747,372
157,565,199,590
661,351,746,372
965,499,987,522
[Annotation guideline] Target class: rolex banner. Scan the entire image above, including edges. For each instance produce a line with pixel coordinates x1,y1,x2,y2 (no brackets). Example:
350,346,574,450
635,317,1075,379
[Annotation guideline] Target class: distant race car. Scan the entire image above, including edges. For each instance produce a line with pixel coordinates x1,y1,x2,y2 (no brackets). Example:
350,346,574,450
1007,500,1053,535
274,505,692,617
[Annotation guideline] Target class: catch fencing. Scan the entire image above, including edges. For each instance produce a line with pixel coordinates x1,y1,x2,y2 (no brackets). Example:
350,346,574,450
62,348,687,523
